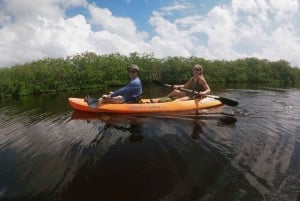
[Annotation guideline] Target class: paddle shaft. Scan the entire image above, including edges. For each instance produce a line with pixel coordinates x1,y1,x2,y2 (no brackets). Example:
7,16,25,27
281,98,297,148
164,84,205,96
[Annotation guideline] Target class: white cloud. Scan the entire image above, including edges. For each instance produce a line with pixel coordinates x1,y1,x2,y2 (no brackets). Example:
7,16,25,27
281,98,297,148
0,0,90,66
148,4,239,60
0,0,152,67
270,0,299,22
87,4,150,55
0,0,87,22
206,6,236,55
229,0,300,64
270,0,299,13
0,0,300,68
257,26,300,66
148,10,198,58
88,4,148,41
158,1,192,14
149,0,300,65
0,15,94,66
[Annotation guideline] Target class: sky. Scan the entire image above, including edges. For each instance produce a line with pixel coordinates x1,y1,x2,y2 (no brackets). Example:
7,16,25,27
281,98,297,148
0,0,300,68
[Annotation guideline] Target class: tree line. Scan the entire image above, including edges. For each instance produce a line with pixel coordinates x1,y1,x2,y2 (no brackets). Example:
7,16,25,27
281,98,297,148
0,52,299,97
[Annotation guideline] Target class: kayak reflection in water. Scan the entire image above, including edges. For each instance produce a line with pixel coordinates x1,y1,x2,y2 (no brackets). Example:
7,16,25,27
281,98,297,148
104,122,144,143
71,111,144,147
191,120,204,139
190,114,237,139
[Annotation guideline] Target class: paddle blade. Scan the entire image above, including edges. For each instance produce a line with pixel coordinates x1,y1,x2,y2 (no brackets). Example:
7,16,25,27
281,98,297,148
217,97,239,106
206,95,238,106
84,95,100,109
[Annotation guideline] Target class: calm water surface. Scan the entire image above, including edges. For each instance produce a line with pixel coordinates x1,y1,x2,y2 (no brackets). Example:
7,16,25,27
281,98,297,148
0,85,300,201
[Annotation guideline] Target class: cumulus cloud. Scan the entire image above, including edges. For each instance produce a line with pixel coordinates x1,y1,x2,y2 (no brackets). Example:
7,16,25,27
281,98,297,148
0,0,150,67
231,0,300,63
153,0,300,65
148,4,239,59
0,0,300,68
0,14,93,66
0,0,90,66
88,4,148,42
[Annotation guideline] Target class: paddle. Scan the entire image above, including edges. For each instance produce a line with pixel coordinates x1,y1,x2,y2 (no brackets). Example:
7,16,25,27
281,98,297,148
153,80,239,107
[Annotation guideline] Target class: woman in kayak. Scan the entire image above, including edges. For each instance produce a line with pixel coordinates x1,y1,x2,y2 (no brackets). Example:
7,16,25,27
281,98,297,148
168,64,211,100
100,64,142,104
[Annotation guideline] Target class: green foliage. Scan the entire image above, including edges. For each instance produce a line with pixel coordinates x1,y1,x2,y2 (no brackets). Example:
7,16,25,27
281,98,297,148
0,52,299,97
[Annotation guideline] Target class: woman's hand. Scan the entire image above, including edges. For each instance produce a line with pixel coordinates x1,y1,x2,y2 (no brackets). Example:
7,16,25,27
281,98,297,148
198,91,206,96
173,85,182,89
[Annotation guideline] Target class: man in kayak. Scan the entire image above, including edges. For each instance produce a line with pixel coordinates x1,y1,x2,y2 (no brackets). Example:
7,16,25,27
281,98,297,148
167,64,211,100
100,64,142,104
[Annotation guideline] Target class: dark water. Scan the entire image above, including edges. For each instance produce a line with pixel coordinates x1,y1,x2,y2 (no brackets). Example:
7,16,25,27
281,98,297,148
0,85,300,201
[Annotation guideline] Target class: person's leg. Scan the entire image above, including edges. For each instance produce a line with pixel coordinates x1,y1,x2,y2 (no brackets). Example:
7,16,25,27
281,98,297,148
150,91,186,103
167,90,186,98
176,96,190,101
101,95,124,104
109,96,124,103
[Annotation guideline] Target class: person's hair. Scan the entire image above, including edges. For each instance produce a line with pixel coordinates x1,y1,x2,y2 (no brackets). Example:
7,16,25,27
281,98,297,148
194,64,204,79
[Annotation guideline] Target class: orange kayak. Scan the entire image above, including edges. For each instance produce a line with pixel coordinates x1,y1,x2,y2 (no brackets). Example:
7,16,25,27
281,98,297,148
68,97,223,114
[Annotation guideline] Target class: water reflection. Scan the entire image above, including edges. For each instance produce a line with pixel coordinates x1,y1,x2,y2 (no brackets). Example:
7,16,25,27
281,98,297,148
64,110,242,201
188,115,237,140
1,87,300,201
71,111,145,143
191,120,203,139
71,110,238,142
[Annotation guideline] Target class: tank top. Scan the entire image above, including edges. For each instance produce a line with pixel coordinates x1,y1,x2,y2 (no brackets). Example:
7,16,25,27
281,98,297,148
191,77,205,92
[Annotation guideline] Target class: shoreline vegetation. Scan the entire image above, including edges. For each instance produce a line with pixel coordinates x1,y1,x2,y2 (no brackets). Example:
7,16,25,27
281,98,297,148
0,52,300,97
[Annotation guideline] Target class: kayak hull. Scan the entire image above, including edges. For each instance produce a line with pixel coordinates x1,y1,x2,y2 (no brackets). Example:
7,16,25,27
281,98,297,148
68,97,223,114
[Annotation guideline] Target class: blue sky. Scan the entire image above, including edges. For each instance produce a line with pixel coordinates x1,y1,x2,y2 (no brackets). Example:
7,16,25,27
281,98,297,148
0,0,300,67
85,0,230,30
